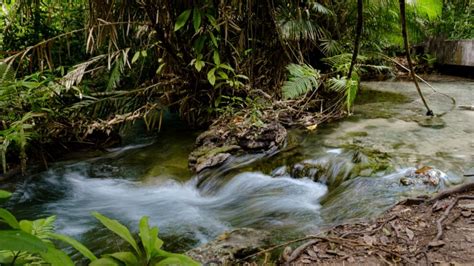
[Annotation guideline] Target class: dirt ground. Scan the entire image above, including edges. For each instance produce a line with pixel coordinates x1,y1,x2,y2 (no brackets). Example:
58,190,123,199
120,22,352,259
277,182,474,265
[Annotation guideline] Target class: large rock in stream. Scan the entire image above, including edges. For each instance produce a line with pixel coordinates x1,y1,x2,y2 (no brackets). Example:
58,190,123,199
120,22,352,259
186,228,270,265
189,119,287,173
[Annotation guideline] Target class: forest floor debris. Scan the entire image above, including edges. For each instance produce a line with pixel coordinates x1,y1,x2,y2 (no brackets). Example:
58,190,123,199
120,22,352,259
284,181,474,265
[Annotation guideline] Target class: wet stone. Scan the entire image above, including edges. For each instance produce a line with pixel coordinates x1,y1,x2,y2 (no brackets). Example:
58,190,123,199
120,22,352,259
186,228,270,265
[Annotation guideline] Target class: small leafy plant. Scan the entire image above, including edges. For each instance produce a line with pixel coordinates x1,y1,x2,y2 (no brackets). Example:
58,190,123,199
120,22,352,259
0,189,200,266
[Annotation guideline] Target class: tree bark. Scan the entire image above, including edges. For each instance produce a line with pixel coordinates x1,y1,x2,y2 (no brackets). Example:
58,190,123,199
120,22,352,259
399,0,433,116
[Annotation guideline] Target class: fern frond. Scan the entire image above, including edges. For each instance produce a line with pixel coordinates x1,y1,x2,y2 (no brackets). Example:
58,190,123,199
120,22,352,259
0,63,16,84
327,75,359,112
327,76,347,93
282,64,321,100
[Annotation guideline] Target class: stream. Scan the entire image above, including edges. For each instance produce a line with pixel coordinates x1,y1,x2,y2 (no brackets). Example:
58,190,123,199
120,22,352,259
2,78,473,257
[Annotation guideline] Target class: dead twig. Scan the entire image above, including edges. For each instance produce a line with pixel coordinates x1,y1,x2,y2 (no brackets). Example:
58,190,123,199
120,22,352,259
239,235,321,261
285,239,320,263
430,195,474,246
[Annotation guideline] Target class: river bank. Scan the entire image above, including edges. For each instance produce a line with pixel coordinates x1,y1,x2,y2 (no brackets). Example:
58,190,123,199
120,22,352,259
287,181,474,265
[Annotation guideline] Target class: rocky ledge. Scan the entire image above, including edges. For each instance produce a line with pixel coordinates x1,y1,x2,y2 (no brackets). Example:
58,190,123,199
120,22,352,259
188,117,287,173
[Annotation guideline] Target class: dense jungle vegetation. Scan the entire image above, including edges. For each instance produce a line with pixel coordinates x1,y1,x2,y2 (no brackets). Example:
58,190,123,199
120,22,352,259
0,0,473,264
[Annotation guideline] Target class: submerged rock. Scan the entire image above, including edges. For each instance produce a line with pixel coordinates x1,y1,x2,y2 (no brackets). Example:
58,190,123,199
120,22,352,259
189,119,287,173
400,166,445,186
186,228,270,265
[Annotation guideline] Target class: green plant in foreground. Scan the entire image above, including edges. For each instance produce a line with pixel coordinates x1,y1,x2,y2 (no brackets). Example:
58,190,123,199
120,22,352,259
0,189,200,265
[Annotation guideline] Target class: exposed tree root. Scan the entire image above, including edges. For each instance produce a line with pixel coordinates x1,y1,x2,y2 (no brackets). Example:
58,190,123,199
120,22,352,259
430,195,474,246
429,181,474,202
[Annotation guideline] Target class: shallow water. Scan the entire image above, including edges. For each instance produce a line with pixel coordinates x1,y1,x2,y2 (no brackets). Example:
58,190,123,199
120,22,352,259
3,78,474,255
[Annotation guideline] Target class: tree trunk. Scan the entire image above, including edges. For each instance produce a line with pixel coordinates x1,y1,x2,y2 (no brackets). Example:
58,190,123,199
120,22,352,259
399,0,433,116
347,0,363,80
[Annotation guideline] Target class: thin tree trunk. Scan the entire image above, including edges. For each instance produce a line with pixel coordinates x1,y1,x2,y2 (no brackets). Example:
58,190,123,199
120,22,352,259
347,0,363,79
399,0,433,116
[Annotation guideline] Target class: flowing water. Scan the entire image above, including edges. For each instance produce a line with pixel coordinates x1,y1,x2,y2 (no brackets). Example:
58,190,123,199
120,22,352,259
2,78,473,256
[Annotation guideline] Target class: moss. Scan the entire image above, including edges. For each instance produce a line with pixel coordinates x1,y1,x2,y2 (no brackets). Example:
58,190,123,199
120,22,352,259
346,131,369,137
355,87,410,105
192,145,241,158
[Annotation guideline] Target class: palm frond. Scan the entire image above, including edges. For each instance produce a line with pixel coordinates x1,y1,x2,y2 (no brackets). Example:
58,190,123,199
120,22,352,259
61,55,106,90
282,64,321,100
319,38,343,56
275,4,330,42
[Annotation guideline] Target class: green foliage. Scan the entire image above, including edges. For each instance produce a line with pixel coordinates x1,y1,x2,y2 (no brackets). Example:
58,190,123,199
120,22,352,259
0,190,199,265
282,64,321,100
92,212,200,265
0,190,12,203
328,75,360,113
92,211,141,255
275,1,332,41
174,9,192,32
428,1,473,39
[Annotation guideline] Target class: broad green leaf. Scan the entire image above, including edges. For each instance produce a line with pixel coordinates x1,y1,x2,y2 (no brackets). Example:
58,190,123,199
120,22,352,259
0,190,11,204
48,233,97,261
90,257,120,266
235,74,249,80
0,230,48,252
0,208,19,228
155,250,200,266
141,50,148,57
217,71,228,80
0,251,15,264
194,60,205,72
40,245,74,266
207,68,216,86
105,252,138,265
346,76,359,111
193,8,202,32
131,52,140,64
219,63,234,72
19,219,33,234
155,257,181,266
213,50,220,65
92,212,140,255
156,63,166,75
154,235,164,251
139,216,152,260
139,216,161,261
174,9,192,32
209,32,218,47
